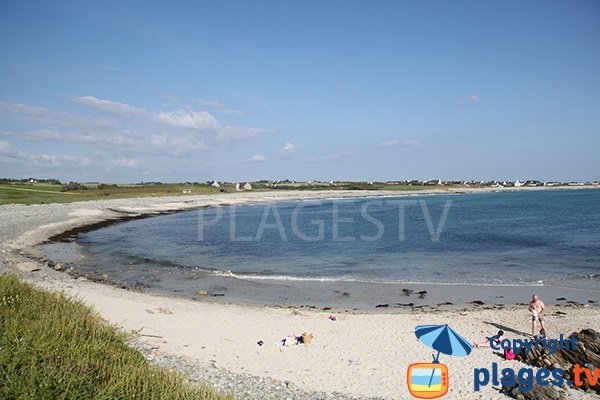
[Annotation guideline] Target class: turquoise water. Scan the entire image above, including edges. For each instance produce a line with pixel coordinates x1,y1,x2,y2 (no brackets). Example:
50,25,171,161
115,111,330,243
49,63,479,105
75,189,600,288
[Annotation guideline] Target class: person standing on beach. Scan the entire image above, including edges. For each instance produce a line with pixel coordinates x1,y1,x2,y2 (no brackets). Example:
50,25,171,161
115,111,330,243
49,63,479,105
528,294,547,336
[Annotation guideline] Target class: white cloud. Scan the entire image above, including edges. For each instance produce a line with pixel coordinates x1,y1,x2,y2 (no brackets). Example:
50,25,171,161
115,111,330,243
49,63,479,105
0,129,62,141
0,99,267,158
74,96,147,118
0,140,13,154
28,154,90,167
0,101,112,129
469,95,480,103
282,142,295,152
247,155,266,162
380,139,421,148
279,142,296,159
193,98,243,115
153,109,218,129
307,151,354,163
75,96,219,130
106,158,142,168
0,140,90,169
381,139,401,147
403,139,421,148
0,140,26,159
100,65,122,71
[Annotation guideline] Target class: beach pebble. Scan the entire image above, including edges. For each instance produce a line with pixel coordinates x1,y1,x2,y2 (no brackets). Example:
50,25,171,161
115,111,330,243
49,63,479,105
198,290,208,296
14,262,40,272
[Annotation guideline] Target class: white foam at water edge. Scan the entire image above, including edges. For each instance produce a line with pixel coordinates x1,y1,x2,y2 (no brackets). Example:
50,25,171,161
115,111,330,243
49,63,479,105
207,269,546,287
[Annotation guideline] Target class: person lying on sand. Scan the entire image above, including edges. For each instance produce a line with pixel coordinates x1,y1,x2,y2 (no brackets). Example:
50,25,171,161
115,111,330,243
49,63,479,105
474,330,504,348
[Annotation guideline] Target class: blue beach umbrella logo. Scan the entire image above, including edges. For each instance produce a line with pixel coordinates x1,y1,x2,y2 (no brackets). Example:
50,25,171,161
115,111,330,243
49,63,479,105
407,324,472,399
415,324,473,359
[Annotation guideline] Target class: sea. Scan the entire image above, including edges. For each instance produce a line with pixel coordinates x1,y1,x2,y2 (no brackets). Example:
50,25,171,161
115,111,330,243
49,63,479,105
66,189,600,296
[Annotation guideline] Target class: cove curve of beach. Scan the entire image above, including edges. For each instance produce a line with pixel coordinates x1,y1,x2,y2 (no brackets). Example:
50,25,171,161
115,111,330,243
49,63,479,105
1,189,599,400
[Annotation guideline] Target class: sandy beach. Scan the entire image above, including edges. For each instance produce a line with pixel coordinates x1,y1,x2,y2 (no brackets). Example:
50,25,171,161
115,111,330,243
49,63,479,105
1,189,599,400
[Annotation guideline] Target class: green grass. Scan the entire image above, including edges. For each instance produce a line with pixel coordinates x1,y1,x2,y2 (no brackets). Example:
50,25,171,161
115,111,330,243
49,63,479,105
0,274,231,400
0,181,458,205
0,183,225,205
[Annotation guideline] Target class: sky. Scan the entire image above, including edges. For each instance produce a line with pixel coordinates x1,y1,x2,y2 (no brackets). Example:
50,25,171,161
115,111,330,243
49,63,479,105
0,1,599,183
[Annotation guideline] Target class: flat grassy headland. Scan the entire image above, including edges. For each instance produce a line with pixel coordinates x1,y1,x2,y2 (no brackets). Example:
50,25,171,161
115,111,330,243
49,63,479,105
0,182,223,205
0,180,453,205
0,274,230,400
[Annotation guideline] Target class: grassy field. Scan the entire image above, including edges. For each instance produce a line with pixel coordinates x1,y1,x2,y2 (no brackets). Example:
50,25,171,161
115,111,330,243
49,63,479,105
0,182,225,205
0,274,231,400
0,181,456,205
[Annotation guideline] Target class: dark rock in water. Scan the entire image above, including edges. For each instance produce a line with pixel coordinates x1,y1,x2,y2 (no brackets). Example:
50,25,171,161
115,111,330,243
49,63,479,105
416,291,427,295
402,289,413,296
471,300,485,305
395,303,414,307
322,307,331,311
418,293,427,299
211,293,225,297
556,297,567,301
334,290,351,297
589,300,597,304
375,304,389,308
554,311,567,315
437,302,453,306
509,329,600,398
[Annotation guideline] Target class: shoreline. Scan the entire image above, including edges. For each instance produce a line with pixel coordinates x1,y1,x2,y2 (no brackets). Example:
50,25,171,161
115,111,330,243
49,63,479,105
37,238,600,311
4,187,600,310
1,188,599,399
35,187,600,310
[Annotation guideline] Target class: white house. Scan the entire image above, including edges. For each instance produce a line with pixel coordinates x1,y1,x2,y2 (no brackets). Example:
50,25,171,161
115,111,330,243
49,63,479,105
211,181,220,188
514,180,524,187
243,183,252,191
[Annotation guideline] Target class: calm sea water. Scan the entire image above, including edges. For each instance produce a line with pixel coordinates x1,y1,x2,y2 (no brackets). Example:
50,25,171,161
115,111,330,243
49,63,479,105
75,189,600,288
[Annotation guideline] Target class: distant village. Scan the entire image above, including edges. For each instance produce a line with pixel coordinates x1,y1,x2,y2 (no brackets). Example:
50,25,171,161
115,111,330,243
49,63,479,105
381,179,600,188
200,179,600,192
3,177,598,193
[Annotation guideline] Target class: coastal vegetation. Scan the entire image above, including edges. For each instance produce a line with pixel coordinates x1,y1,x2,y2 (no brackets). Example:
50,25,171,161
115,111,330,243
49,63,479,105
0,180,441,205
0,274,230,400
1,178,595,205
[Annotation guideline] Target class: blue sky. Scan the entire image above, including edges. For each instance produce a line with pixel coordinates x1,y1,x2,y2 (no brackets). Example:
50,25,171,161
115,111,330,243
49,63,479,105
1,1,599,183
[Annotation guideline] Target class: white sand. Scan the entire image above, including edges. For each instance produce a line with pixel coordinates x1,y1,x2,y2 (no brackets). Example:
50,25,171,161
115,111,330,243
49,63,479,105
1,189,599,399
33,277,600,399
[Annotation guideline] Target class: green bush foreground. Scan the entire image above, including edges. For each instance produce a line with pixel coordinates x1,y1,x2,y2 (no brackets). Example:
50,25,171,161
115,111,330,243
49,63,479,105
0,274,230,400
